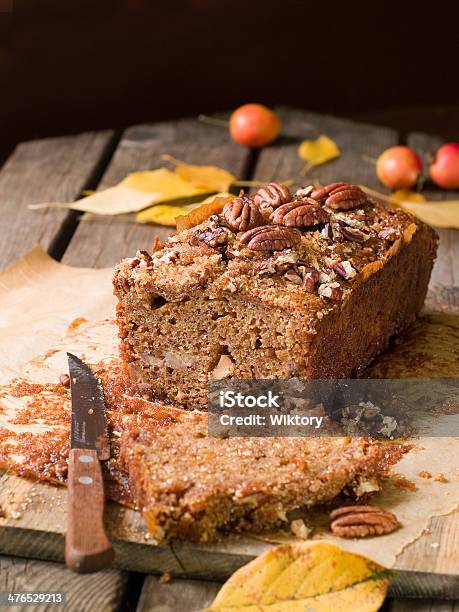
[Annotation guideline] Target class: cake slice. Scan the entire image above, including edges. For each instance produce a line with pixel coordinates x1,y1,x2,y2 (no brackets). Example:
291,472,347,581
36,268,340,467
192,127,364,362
120,416,407,543
113,182,437,410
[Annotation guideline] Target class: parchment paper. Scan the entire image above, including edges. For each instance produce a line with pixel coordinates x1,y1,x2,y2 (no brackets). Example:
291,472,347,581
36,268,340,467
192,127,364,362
0,247,458,568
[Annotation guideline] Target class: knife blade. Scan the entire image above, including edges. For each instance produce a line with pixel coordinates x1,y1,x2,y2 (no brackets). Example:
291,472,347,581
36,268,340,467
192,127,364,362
65,353,114,573
68,352,110,461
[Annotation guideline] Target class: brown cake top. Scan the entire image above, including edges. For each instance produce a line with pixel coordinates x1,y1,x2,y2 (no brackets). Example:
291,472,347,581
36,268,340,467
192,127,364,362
115,181,426,319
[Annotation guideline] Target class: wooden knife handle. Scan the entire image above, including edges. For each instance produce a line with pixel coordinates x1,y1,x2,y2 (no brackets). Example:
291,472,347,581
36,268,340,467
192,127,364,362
65,448,114,573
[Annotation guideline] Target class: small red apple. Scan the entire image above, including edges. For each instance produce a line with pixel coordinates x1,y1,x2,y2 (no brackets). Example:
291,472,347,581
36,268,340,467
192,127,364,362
229,104,281,148
430,143,459,189
376,146,423,189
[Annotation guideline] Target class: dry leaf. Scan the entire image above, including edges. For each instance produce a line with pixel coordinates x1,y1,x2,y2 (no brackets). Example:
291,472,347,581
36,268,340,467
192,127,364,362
120,168,207,198
136,204,194,226
298,135,340,173
176,193,233,231
137,192,233,226
391,190,426,203
362,186,459,229
29,163,236,216
29,168,210,216
163,155,236,192
28,186,157,215
209,542,389,612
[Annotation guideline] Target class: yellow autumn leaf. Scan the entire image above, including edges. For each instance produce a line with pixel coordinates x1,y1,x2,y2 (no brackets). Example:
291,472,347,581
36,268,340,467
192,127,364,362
162,155,236,192
136,204,195,226
209,542,389,612
362,186,459,229
137,192,233,226
298,135,340,172
29,168,211,216
121,167,210,198
391,190,426,204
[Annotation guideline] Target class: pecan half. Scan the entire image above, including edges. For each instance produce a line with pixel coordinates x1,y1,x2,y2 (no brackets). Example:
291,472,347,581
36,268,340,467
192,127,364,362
311,183,368,211
254,182,291,212
310,182,348,202
330,505,399,538
223,195,263,232
240,225,301,252
270,199,330,228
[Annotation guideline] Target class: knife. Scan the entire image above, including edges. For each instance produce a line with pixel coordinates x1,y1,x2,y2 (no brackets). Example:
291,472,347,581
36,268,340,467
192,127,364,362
65,353,114,573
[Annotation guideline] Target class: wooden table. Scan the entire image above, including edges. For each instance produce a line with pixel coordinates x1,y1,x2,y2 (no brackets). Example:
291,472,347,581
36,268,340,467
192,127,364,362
0,108,458,611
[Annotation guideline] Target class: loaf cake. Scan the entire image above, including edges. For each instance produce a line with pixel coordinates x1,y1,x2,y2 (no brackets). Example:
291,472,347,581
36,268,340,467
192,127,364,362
120,418,407,542
113,182,438,410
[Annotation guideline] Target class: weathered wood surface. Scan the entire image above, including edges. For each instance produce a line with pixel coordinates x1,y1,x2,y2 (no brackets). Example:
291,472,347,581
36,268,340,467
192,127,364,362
0,131,115,272
0,555,127,612
0,108,458,610
136,576,221,612
63,117,250,267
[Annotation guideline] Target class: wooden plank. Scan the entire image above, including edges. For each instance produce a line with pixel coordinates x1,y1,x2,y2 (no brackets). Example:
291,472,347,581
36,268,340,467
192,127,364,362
63,117,251,268
0,131,128,609
0,555,127,612
136,577,221,612
0,131,115,271
407,132,459,314
1,112,459,603
388,599,457,611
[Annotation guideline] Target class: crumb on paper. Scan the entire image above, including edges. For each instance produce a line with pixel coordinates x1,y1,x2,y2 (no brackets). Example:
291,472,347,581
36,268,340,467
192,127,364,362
394,475,417,492
418,470,432,479
431,542,440,549
67,317,88,333
433,473,448,483
421,527,431,536
10,510,22,520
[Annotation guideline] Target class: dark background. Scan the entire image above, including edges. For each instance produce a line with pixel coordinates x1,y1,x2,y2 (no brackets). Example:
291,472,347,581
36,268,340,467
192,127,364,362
1,0,459,162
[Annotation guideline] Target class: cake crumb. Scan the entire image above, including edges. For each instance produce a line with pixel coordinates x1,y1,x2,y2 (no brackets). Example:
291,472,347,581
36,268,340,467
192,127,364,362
418,470,432,479
433,473,448,483
290,518,311,539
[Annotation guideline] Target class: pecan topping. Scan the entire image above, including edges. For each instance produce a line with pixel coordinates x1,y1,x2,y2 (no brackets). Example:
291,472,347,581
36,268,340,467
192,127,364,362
378,227,399,241
311,182,368,211
294,185,315,199
270,199,330,228
340,226,369,243
311,182,348,201
254,182,291,212
332,260,357,280
191,226,231,248
240,225,301,252
330,505,399,538
137,249,152,262
222,195,263,232
302,267,319,292
318,281,342,301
